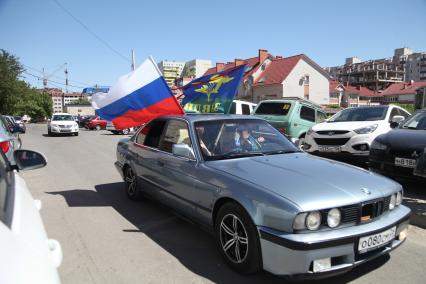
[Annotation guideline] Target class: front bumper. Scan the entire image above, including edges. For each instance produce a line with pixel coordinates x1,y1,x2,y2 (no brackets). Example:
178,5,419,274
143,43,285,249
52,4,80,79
49,127,79,134
304,132,373,158
258,205,410,278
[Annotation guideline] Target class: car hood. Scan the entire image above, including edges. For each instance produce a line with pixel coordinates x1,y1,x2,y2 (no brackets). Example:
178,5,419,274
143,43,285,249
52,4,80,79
376,129,426,153
207,153,400,211
313,121,383,132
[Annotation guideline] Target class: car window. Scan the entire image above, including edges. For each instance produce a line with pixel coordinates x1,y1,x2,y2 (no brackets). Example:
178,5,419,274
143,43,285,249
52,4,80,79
229,102,236,114
159,120,191,153
254,102,292,115
389,108,400,121
52,115,74,121
300,106,315,122
401,111,426,130
397,108,410,119
329,107,388,122
241,104,251,115
143,120,166,148
316,111,327,123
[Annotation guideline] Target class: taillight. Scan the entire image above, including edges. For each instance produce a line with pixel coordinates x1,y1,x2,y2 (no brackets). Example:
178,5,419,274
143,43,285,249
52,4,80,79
0,141,10,153
278,128,287,134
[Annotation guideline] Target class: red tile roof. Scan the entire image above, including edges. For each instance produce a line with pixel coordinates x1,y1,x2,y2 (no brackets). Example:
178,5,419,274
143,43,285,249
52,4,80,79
329,81,381,97
203,56,266,81
381,81,426,96
254,55,304,85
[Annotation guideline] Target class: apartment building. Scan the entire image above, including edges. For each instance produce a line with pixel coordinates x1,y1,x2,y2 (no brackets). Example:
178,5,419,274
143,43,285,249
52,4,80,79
157,60,185,87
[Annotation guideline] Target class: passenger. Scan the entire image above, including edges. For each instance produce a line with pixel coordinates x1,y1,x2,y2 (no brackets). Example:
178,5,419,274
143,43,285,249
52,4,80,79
195,126,212,156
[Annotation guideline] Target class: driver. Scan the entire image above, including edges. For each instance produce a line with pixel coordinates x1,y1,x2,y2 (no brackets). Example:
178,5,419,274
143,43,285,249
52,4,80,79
236,126,265,152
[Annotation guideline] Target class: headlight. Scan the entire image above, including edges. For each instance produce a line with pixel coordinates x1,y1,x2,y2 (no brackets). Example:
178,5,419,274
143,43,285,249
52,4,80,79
354,124,378,134
396,191,403,206
306,211,321,230
293,213,308,230
389,194,396,210
327,208,341,228
371,140,387,150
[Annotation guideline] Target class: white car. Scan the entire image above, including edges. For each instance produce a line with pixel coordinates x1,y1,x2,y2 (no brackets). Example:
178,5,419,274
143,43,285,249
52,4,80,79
304,105,410,162
47,113,79,136
0,149,62,284
229,100,257,115
106,121,134,135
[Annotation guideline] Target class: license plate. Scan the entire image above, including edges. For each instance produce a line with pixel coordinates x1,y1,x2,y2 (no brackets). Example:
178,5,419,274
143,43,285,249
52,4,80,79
61,129,71,132
358,226,396,254
395,157,416,168
318,146,341,152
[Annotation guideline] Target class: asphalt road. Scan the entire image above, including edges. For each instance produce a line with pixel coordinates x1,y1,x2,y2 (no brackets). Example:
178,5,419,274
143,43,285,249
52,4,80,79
20,124,426,284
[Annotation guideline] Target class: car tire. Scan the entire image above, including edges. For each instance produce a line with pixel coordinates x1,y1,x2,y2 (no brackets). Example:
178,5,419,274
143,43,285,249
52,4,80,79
95,124,101,131
74,132,79,136
121,128,130,135
111,131,118,135
215,202,262,274
298,134,306,150
124,166,143,201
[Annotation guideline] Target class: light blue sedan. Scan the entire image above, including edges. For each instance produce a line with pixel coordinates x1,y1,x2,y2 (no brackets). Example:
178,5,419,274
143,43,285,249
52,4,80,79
115,114,410,279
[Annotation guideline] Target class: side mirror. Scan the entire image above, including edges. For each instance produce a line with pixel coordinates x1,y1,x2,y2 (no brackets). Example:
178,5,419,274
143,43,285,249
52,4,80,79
13,150,47,171
172,144,195,160
391,115,405,123
390,121,399,129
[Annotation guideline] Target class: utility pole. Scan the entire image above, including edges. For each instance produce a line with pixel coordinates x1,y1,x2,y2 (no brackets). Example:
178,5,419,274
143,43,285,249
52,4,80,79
42,68,47,89
131,49,136,71
64,63,68,94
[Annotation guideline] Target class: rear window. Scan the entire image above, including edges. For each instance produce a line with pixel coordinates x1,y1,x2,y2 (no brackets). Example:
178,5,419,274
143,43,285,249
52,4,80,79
254,102,292,115
241,104,251,115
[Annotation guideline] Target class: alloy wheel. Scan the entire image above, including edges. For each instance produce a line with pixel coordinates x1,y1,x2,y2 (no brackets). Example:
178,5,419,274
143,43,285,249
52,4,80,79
125,168,136,196
219,214,249,264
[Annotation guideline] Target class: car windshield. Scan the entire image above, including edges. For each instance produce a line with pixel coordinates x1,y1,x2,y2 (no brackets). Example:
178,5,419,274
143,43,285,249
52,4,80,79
194,119,300,161
52,115,74,121
13,116,21,121
254,102,292,115
400,111,426,130
328,107,388,122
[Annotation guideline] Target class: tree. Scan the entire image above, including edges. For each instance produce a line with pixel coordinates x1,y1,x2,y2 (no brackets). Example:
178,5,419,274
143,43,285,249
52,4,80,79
0,49,24,114
67,97,91,105
0,49,53,120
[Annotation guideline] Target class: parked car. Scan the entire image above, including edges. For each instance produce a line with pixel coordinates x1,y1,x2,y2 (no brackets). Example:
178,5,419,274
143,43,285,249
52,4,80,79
78,115,96,128
47,113,79,136
106,121,134,135
115,114,410,279
4,115,26,134
369,108,426,181
0,115,24,163
252,98,327,144
229,100,257,115
304,105,410,163
86,116,107,130
0,149,62,283
13,116,26,132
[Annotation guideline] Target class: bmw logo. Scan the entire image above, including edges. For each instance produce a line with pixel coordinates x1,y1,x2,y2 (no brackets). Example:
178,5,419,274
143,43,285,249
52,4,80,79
361,188,371,195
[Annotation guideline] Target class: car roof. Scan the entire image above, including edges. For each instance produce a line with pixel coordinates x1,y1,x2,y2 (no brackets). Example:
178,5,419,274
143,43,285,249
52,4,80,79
158,114,263,123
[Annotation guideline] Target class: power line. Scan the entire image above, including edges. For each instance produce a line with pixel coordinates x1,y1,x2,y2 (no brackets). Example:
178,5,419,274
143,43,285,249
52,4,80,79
23,71,85,89
22,63,92,86
51,0,131,63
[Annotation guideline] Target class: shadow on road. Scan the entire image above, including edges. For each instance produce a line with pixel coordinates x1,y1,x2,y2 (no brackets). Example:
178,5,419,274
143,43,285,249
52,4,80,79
47,184,391,283
400,181,426,229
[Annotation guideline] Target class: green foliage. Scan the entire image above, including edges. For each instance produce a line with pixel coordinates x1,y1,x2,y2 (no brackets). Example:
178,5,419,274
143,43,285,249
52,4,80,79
67,97,91,105
392,103,416,114
0,49,53,120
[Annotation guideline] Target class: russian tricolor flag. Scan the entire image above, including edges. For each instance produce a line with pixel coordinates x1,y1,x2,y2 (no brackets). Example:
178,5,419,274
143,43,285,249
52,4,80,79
91,57,184,129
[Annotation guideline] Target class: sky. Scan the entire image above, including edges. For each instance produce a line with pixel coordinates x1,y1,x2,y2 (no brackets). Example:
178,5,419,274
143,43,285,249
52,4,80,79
1,0,425,92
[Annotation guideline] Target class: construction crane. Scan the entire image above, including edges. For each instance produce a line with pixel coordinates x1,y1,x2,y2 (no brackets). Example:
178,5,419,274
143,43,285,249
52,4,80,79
42,63,68,93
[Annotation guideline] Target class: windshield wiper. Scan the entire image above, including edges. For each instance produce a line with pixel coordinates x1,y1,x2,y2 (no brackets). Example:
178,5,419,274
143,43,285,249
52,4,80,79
402,126,418,130
264,150,301,155
221,152,265,159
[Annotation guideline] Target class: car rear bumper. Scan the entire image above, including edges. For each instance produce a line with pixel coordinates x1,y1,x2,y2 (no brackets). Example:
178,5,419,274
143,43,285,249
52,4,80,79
258,206,410,278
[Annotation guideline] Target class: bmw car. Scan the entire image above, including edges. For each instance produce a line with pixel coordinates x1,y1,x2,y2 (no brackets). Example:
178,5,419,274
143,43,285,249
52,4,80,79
115,115,410,279
370,109,426,181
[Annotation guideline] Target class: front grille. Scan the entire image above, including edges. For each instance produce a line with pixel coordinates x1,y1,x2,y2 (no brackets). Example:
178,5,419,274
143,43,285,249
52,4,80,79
360,197,390,222
341,205,360,223
314,138,350,145
390,148,423,158
316,130,349,135
58,125,71,128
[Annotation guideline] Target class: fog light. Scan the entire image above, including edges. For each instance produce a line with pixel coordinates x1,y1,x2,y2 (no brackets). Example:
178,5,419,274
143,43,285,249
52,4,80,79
313,257,331,272
398,228,408,241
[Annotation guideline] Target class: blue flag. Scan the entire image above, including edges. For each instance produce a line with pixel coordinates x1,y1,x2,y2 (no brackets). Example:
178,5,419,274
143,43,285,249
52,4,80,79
181,65,246,113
